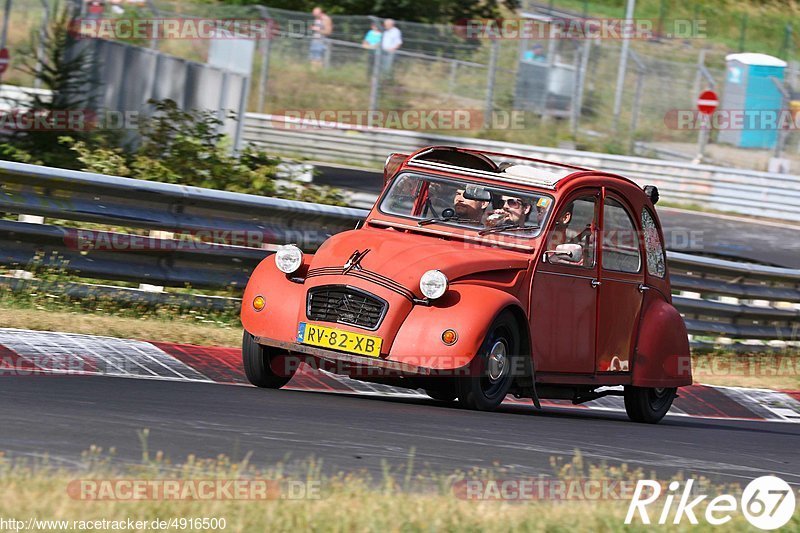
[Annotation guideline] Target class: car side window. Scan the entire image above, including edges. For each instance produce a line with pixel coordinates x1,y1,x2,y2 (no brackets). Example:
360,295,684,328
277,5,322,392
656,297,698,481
602,198,641,273
641,208,666,278
546,195,596,268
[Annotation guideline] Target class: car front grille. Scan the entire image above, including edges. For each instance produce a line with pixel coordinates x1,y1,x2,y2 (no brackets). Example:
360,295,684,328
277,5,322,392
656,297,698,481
306,286,388,330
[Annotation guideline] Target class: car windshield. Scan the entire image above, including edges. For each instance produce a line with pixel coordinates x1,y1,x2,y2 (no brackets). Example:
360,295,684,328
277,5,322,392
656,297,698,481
379,173,553,238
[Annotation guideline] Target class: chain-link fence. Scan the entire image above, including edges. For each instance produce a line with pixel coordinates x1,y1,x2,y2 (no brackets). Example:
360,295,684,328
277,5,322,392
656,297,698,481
3,0,800,170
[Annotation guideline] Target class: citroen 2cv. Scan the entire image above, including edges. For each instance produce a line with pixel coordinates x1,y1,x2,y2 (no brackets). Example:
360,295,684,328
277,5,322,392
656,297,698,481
240,146,692,423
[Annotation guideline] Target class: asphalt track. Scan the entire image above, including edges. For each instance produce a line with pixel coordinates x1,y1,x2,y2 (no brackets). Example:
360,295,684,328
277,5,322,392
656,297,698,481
314,165,800,268
1,375,798,486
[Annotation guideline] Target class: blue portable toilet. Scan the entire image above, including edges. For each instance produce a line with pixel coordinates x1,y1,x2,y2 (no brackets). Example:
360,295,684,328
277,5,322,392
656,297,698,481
717,53,787,149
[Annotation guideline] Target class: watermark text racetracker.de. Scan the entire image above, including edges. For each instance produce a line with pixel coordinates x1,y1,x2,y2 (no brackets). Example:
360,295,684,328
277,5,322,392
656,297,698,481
455,17,707,40
69,18,276,40
276,109,526,131
665,109,800,131
0,110,139,132
67,479,320,500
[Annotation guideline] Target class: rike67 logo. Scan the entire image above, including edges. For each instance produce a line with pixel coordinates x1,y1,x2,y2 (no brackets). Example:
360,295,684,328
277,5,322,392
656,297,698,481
626,476,796,530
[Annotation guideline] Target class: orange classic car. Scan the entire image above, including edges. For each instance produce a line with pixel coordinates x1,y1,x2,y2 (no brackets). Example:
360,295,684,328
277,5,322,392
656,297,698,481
241,146,692,423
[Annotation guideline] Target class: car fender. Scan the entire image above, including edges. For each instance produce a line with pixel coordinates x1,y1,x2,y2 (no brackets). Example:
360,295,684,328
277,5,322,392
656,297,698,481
633,292,692,387
241,254,312,342
388,284,528,370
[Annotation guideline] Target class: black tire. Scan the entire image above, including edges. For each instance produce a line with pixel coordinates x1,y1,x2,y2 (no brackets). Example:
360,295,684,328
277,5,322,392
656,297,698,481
624,386,676,424
457,311,520,411
242,331,294,389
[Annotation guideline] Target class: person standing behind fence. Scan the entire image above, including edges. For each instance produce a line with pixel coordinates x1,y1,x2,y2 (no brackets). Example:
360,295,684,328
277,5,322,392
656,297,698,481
309,7,333,70
362,22,382,79
381,19,403,79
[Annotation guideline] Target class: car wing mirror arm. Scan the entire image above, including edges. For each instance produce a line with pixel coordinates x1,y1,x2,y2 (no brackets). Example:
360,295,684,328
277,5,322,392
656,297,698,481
543,243,583,263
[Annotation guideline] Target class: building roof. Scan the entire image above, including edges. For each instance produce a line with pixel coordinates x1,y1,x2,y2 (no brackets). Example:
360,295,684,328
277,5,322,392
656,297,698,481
725,53,787,68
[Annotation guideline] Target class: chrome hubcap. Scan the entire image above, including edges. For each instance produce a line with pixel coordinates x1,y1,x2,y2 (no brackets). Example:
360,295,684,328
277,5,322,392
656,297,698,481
487,340,507,381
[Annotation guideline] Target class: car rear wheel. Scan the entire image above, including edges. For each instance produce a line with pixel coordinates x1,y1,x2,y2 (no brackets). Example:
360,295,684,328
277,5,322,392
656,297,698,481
242,331,295,389
624,386,676,424
457,311,519,411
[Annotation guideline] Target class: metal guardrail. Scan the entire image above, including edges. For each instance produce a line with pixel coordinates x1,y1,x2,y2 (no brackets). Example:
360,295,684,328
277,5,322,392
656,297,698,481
1,160,798,348
242,113,800,223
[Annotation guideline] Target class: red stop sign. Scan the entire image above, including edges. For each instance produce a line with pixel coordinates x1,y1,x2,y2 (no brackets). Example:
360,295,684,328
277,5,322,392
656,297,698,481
0,48,9,75
697,90,718,115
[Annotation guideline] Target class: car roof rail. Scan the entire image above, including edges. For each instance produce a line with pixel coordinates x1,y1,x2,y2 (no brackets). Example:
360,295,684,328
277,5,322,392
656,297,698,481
406,146,591,190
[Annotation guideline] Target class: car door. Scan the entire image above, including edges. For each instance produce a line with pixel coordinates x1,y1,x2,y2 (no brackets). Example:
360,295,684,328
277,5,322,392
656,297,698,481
595,191,645,373
531,190,599,375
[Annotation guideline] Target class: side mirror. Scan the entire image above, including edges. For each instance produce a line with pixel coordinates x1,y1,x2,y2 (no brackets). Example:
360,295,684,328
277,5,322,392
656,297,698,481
545,243,582,263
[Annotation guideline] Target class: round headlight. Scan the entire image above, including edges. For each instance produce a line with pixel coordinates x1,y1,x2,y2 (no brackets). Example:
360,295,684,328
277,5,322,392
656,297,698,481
275,244,303,274
420,270,448,300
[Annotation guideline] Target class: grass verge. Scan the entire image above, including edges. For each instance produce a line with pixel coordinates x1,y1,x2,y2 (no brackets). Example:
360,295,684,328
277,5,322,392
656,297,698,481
0,306,241,348
0,447,784,532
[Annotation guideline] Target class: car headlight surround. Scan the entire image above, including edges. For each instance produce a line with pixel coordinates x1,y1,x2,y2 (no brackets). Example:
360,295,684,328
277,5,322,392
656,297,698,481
275,244,303,274
420,269,448,300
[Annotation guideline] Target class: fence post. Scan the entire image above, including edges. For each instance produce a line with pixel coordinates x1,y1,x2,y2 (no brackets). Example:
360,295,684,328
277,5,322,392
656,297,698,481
34,0,50,90
572,38,591,138
692,49,706,96
323,37,331,69
780,23,793,61
771,76,789,160
447,60,458,100
612,0,636,132
256,34,272,113
234,75,250,154
216,70,229,137
738,13,747,53
368,47,381,117
255,6,272,113
0,0,12,87
483,38,499,129
629,66,645,153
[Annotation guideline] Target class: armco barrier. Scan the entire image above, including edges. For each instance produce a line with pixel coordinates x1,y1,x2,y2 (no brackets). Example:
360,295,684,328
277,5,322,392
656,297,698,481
1,160,798,348
242,113,800,222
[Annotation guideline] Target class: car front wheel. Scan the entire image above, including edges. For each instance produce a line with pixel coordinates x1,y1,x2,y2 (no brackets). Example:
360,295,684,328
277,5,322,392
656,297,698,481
242,331,295,389
457,311,519,411
624,386,676,424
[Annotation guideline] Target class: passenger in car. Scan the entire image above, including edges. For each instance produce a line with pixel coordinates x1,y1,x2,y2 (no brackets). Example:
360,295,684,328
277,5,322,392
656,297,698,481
484,195,533,228
453,187,489,222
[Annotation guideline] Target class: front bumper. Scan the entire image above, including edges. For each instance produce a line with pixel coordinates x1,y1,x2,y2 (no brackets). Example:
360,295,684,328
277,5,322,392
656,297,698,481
255,336,432,376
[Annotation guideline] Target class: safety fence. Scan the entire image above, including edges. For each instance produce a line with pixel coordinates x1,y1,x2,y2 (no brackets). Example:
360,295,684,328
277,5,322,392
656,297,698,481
0,160,798,350
243,112,800,222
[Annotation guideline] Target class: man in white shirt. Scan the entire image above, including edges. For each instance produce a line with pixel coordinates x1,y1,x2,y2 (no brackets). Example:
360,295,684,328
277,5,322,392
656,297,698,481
380,19,402,78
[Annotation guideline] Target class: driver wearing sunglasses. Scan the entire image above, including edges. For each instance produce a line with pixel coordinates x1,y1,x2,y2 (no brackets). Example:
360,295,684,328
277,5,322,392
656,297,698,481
485,195,532,228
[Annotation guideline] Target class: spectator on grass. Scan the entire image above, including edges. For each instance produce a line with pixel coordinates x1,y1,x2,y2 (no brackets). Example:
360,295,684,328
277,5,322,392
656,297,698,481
362,21,382,78
362,21,382,49
380,18,402,79
309,7,333,70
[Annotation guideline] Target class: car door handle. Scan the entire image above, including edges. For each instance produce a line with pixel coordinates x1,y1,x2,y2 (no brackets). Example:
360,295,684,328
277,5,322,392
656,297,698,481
638,283,650,292
590,279,601,288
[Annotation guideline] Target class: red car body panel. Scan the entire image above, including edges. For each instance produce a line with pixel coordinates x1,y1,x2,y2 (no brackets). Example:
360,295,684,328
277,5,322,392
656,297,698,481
241,146,693,392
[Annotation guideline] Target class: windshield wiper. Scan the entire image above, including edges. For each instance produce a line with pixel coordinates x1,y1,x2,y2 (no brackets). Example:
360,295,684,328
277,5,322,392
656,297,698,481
418,215,456,226
478,223,539,236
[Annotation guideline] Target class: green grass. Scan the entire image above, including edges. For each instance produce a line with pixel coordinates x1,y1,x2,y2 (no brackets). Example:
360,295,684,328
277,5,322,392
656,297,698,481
552,0,799,58
0,447,785,532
